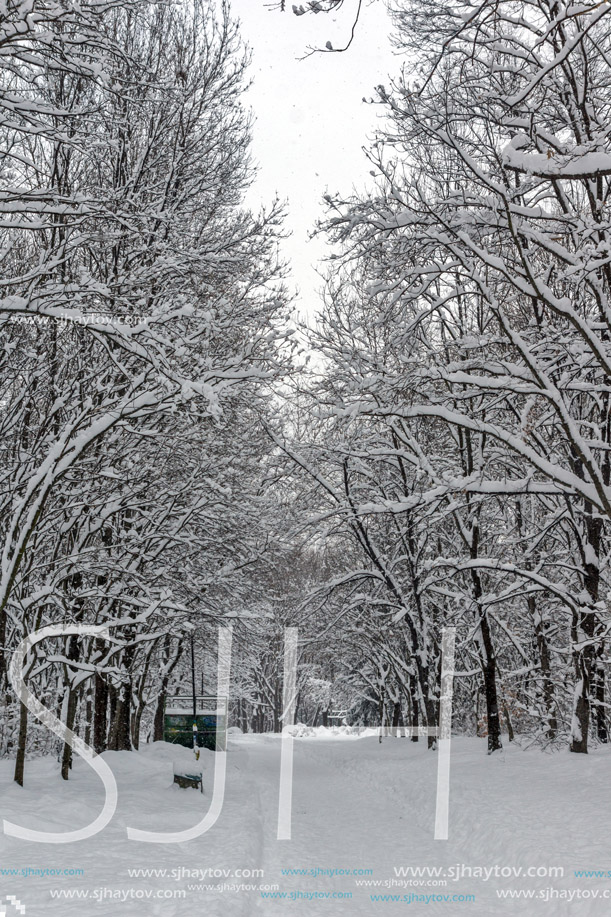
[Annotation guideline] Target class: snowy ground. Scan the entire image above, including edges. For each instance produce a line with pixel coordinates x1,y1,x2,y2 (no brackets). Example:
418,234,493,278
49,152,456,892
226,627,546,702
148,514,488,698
1,734,610,915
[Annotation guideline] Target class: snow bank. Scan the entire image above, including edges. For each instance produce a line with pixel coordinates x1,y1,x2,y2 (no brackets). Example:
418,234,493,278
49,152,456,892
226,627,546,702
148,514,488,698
1,737,610,915
285,723,377,738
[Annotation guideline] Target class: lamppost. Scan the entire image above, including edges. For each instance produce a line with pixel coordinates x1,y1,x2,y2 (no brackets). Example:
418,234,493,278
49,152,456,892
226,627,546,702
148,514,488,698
190,632,199,760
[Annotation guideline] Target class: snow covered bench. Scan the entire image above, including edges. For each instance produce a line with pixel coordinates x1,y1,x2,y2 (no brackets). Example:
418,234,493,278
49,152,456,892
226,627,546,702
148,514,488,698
172,747,204,793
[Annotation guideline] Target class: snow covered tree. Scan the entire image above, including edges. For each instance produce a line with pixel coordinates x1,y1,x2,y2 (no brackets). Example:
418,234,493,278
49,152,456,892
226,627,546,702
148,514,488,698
321,0,611,752
0,0,292,780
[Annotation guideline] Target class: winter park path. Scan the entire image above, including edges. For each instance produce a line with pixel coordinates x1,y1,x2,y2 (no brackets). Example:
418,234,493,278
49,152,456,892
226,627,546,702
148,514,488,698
1,734,611,915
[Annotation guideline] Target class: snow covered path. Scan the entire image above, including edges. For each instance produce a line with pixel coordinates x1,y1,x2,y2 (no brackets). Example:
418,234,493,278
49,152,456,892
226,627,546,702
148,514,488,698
1,735,611,915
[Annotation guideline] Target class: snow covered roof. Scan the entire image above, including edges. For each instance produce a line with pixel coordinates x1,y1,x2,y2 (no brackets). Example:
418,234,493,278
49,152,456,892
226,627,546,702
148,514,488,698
165,706,224,715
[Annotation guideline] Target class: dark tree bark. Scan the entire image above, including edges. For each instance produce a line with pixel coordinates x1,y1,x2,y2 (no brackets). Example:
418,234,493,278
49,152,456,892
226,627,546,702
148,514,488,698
13,701,28,787
131,703,144,750
61,634,80,779
570,457,606,752
93,671,108,754
111,685,133,751
84,686,93,748
571,608,599,754
61,688,78,780
409,671,419,742
153,691,165,743
479,611,502,753
106,683,118,749
392,700,401,737
468,513,502,754
594,660,607,744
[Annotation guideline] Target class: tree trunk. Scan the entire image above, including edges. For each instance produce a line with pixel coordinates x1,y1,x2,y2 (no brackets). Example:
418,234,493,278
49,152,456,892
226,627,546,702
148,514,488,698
500,692,514,743
481,657,502,752
93,672,108,754
470,532,502,753
479,612,502,753
273,681,280,734
409,671,419,742
392,701,401,737
61,688,78,780
107,683,118,749
153,689,165,743
593,657,607,743
14,701,28,786
61,635,80,778
84,686,93,748
571,661,589,754
570,489,605,752
0,610,6,701
570,608,597,754
110,686,132,752
131,703,144,750
534,609,558,740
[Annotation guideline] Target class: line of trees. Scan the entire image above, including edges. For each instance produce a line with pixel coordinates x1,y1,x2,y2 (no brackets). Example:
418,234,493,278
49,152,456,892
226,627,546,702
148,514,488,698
4,0,611,779
0,0,291,783
269,0,611,754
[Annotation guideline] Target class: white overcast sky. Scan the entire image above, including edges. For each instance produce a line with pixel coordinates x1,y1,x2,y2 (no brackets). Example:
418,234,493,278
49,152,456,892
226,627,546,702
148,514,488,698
231,0,393,317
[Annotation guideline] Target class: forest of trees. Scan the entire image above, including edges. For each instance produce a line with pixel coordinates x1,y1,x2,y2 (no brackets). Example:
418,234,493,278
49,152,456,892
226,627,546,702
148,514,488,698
2,0,611,788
